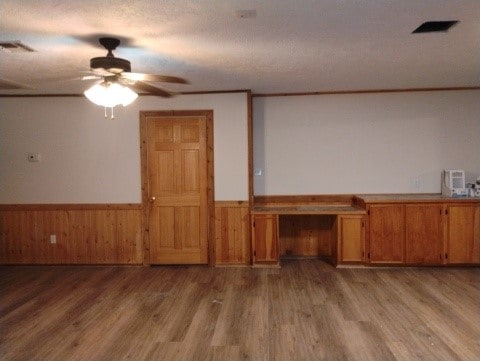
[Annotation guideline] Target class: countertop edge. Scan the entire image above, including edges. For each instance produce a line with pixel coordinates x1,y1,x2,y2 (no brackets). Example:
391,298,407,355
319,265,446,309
354,193,480,204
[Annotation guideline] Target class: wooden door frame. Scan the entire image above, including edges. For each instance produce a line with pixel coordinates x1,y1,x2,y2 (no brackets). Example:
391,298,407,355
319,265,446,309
140,110,215,266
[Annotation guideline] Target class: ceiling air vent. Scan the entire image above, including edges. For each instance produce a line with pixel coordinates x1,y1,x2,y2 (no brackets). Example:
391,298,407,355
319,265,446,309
412,21,459,33
0,40,36,53
235,9,257,19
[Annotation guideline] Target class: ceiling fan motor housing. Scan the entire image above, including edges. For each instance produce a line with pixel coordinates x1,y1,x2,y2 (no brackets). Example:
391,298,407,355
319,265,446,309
90,56,131,74
84,37,185,100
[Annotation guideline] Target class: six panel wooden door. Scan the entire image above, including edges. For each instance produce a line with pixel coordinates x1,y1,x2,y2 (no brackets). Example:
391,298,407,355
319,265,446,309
147,115,208,264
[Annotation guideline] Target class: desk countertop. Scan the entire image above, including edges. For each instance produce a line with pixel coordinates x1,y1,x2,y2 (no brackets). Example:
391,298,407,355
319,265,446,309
355,194,480,204
251,194,480,215
251,205,366,215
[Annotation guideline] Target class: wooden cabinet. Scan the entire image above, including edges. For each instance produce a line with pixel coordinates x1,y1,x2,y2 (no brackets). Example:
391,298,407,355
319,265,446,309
251,214,279,266
367,204,405,264
365,199,480,266
446,205,480,264
249,196,479,268
405,204,443,265
337,215,365,264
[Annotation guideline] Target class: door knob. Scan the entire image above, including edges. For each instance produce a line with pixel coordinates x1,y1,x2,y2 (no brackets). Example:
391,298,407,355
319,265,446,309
149,196,156,203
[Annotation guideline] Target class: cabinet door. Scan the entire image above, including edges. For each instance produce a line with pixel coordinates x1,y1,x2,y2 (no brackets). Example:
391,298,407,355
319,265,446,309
405,204,443,264
338,215,365,263
447,205,480,264
368,204,405,264
252,215,279,265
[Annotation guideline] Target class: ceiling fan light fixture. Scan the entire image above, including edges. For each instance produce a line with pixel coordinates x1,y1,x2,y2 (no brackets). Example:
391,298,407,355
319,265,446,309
84,82,138,107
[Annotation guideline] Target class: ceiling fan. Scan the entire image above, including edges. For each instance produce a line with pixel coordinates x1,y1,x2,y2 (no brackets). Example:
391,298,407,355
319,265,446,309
83,37,188,108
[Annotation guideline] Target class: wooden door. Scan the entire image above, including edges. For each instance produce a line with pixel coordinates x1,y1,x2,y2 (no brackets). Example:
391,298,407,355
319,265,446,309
142,112,213,264
405,204,443,264
252,215,279,265
368,204,405,264
447,205,480,264
338,215,365,263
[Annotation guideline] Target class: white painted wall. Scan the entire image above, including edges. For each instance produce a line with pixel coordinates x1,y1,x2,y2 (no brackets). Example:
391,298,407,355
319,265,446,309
0,92,249,203
253,90,480,195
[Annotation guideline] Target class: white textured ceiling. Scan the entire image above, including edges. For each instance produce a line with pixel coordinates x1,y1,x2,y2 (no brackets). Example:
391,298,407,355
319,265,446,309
0,0,479,95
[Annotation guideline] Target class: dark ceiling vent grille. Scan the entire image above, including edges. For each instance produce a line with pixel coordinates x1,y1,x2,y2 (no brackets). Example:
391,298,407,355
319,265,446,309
412,21,459,33
0,41,36,52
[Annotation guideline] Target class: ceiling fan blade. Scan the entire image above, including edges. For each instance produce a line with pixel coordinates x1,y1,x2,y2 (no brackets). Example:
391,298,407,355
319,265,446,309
43,74,99,83
118,79,174,98
90,68,117,77
121,72,189,84
82,75,102,81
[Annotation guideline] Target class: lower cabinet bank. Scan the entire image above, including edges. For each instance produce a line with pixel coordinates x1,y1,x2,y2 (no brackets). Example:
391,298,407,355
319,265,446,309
251,195,480,267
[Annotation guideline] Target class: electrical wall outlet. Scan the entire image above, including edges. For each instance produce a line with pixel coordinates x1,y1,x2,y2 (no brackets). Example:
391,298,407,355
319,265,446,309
49,234,57,244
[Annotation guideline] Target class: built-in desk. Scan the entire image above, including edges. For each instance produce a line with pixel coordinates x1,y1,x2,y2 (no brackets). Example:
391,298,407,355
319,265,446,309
251,194,480,267
251,201,366,267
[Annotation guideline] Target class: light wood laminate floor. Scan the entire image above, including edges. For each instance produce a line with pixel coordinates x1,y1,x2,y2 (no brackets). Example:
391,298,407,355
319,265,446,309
1,260,479,361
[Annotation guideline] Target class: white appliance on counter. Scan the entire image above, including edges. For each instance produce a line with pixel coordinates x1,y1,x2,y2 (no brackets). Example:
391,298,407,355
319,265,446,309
473,177,480,197
441,170,468,197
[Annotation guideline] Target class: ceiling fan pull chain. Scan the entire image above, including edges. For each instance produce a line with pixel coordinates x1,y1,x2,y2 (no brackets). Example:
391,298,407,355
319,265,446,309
104,107,107,118
110,107,115,119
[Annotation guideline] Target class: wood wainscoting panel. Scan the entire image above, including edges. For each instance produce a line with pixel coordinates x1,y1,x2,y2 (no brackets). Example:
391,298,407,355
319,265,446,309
0,206,142,264
214,201,250,265
279,215,336,258
116,209,143,264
